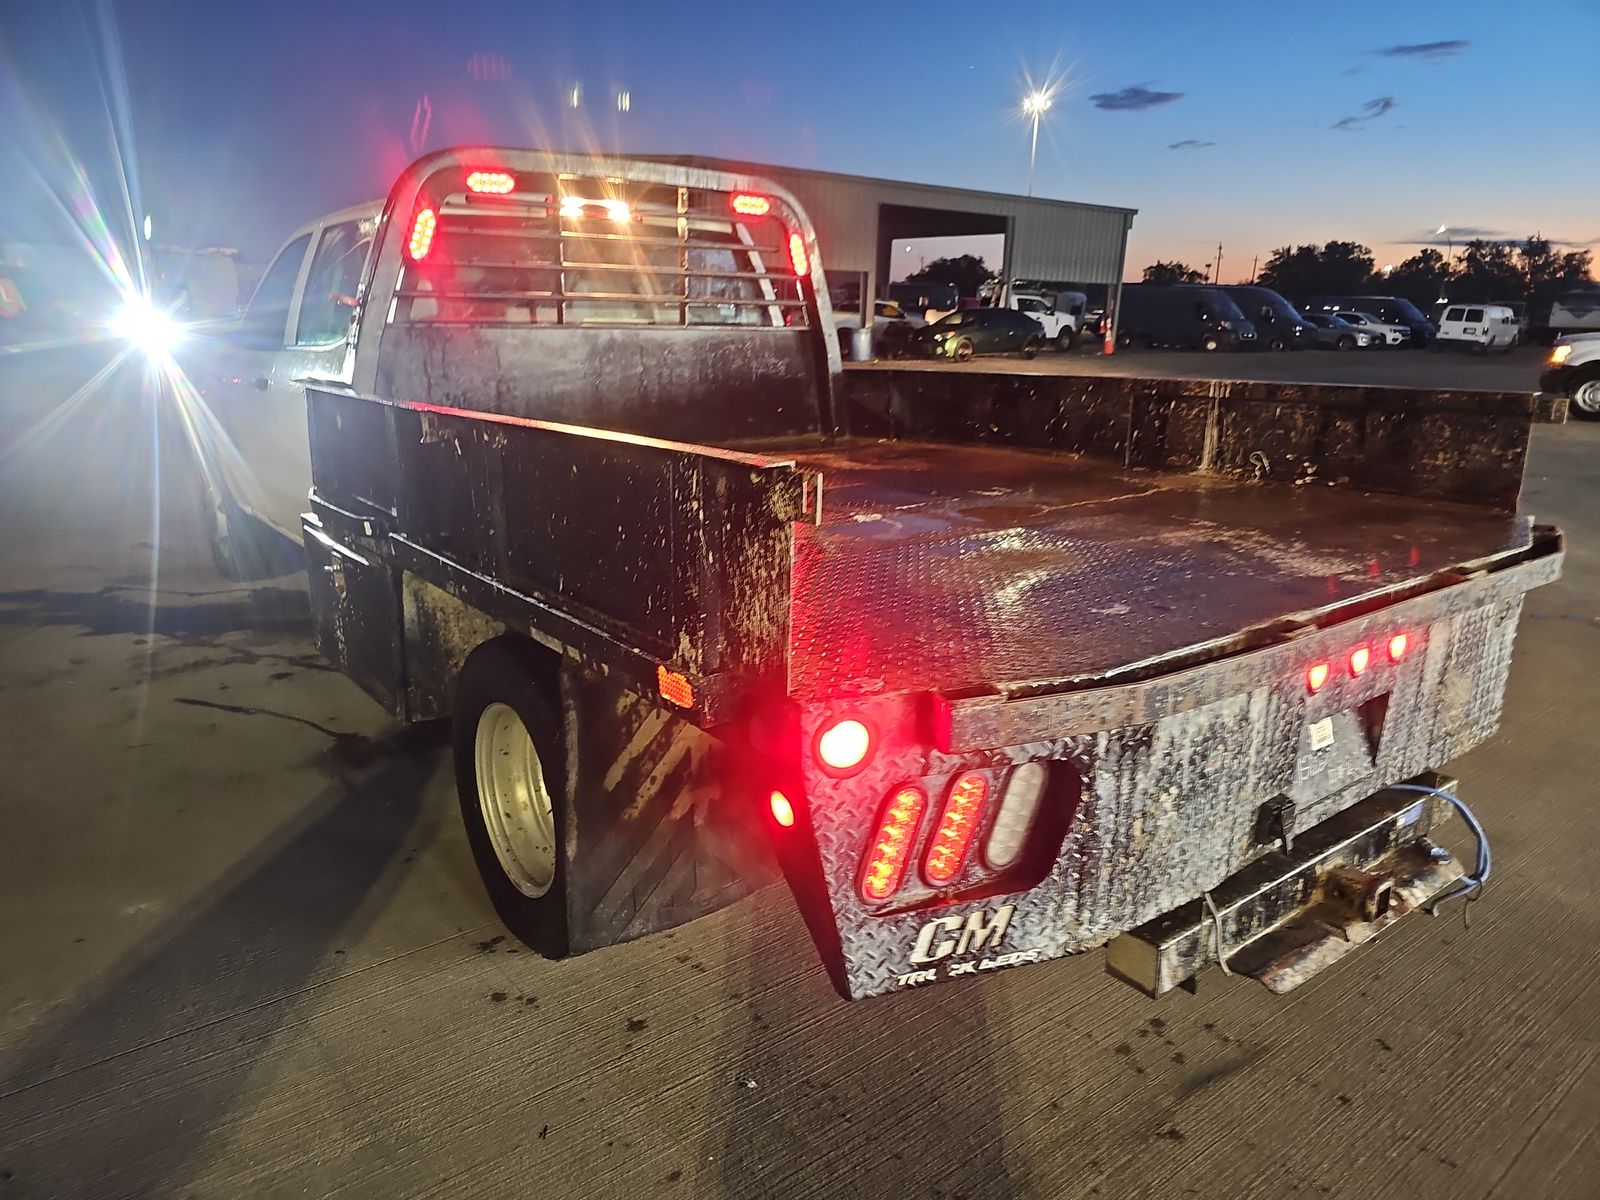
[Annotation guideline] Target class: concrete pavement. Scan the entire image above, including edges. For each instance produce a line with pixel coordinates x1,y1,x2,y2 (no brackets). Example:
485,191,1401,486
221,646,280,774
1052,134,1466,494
0,344,1596,1198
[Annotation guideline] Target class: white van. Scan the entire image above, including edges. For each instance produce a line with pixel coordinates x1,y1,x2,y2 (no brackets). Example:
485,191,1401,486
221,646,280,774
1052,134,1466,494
1435,304,1520,353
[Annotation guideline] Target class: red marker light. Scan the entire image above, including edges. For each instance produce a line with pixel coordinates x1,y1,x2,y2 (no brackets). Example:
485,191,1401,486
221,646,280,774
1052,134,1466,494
466,170,515,194
861,786,926,902
1349,646,1371,676
816,717,871,773
924,772,987,886
407,207,437,261
769,790,795,828
788,230,809,277
731,193,771,216
1307,662,1330,693
1388,632,1409,662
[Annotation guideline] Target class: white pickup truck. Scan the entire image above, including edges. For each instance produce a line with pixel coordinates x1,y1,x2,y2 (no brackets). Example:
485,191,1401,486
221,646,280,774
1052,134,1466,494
1541,332,1600,420
1007,289,1088,351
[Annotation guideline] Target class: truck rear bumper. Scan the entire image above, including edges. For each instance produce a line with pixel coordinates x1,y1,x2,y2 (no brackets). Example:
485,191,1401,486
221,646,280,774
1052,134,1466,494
1105,775,1463,996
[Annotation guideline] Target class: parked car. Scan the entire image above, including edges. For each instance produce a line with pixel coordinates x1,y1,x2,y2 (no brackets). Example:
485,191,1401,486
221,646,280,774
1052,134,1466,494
1328,310,1407,347
1302,311,1373,351
1434,304,1520,354
906,307,1044,360
1303,295,1436,346
1222,285,1315,351
1114,284,1258,351
1540,332,1600,420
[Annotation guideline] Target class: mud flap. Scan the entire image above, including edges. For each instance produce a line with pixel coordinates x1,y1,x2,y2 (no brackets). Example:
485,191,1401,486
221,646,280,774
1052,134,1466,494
1105,774,1467,997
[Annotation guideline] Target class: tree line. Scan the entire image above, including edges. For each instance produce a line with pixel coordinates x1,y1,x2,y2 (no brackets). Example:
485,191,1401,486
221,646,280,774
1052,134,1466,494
1143,237,1595,310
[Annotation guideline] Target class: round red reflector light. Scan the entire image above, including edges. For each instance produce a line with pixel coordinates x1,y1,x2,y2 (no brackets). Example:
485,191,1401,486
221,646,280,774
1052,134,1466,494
769,790,795,828
816,718,871,772
1307,662,1330,693
1349,646,1371,676
1388,632,1409,662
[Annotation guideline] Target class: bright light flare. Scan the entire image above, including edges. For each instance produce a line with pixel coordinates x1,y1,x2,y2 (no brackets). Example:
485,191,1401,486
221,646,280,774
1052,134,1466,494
1022,90,1054,116
108,294,183,360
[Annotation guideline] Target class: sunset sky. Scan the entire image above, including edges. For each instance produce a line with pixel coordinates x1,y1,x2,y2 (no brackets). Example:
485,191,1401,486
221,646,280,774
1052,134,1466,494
4,0,1595,280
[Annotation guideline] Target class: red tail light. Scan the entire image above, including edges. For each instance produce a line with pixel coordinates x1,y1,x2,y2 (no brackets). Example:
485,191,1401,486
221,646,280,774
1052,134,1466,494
1307,662,1330,693
1388,632,1409,661
816,717,871,774
1349,645,1371,676
924,772,987,885
769,790,795,828
861,786,926,902
407,207,438,261
788,230,809,277
732,192,771,216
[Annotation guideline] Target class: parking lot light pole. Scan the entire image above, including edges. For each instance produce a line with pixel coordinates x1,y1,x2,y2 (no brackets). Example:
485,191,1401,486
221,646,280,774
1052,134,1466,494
1023,91,1052,197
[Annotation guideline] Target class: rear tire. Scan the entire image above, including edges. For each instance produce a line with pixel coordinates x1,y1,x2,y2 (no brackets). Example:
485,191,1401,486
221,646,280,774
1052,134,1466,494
453,638,571,957
1055,328,1077,352
1200,334,1222,352
1336,335,1355,352
952,337,975,362
1021,336,1040,360
1268,337,1287,352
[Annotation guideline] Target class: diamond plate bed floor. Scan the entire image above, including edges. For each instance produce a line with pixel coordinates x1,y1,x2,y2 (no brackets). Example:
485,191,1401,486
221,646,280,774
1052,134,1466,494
761,438,1532,700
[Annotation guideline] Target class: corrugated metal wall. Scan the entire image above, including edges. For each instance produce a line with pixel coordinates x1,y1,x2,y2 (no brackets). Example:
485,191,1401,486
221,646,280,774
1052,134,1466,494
658,157,1135,288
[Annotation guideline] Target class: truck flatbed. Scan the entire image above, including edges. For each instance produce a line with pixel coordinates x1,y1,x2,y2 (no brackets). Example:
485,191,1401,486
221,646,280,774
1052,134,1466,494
766,438,1533,700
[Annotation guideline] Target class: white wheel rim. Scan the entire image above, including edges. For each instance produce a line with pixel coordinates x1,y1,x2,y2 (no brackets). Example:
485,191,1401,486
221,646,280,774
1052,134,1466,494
475,702,556,898
1574,381,1600,413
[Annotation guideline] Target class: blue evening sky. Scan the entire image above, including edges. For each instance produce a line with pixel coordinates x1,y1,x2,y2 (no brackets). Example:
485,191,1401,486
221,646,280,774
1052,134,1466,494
3,0,1595,278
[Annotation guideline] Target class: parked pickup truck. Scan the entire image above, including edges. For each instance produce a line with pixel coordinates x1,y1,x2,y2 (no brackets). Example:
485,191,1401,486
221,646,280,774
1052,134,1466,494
201,147,1563,1001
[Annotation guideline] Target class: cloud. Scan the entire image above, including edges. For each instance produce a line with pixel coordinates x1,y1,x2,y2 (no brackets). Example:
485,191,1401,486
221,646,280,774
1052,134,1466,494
1090,84,1184,112
1168,139,1215,151
1402,227,1600,248
1378,40,1469,60
1332,96,1396,130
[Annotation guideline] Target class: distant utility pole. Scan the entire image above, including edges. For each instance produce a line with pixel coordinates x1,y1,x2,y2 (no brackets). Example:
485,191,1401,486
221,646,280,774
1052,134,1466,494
1249,254,1258,284
1212,243,1223,285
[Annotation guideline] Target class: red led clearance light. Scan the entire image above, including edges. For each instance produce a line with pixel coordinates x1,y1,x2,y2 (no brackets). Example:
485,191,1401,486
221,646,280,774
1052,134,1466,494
1388,632,1409,662
924,773,988,886
731,193,771,216
466,170,515,194
861,786,926,902
769,790,795,828
788,230,809,277
407,207,438,261
1349,645,1371,676
1307,662,1330,693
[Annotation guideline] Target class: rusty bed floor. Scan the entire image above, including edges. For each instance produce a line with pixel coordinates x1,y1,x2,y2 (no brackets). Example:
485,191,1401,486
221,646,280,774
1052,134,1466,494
754,438,1533,700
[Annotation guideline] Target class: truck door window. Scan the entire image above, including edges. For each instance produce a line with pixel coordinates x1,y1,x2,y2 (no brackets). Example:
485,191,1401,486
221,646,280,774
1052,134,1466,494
241,233,311,346
294,219,374,345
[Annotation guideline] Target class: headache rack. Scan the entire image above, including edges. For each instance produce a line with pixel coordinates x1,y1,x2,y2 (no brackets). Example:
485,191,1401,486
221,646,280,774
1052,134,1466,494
388,171,809,329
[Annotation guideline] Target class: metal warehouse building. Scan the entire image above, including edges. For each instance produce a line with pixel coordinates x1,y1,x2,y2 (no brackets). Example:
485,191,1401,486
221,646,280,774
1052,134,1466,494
652,155,1136,308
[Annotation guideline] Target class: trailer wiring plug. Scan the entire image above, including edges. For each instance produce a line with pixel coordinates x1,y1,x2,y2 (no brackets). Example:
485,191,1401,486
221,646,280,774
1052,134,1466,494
1388,782,1491,928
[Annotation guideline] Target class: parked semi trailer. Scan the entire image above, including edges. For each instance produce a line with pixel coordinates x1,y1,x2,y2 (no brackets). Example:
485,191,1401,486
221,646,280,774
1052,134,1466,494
220,148,1562,1000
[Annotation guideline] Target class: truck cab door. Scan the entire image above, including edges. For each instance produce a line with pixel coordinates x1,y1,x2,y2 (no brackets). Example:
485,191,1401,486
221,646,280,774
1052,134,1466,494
202,231,313,540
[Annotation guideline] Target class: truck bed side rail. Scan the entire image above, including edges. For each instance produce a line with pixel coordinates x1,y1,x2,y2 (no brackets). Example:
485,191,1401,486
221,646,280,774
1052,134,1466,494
842,371,1545,511
305,384,816,722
